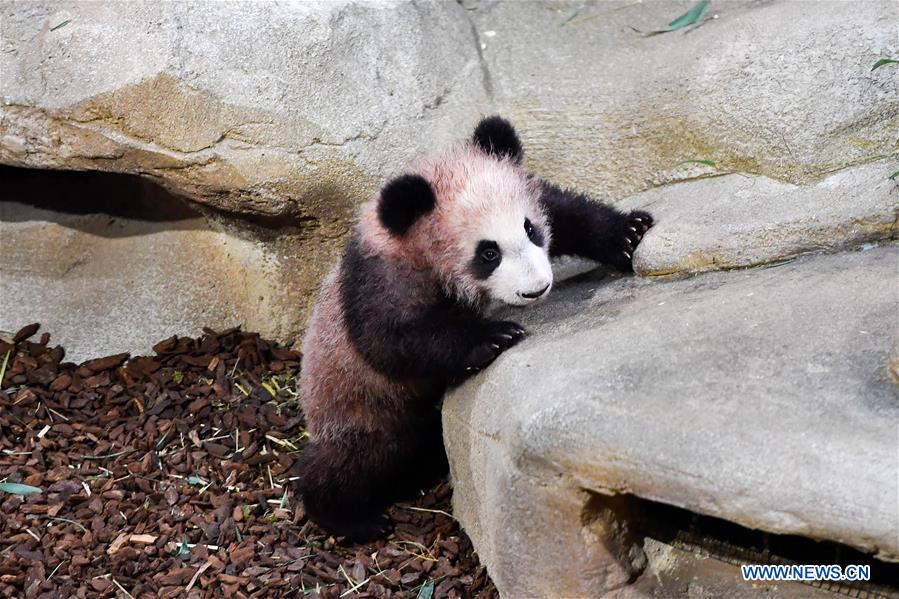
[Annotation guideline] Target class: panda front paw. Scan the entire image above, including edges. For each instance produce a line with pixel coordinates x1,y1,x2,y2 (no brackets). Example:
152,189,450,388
464,321,526,372
609,210,654,272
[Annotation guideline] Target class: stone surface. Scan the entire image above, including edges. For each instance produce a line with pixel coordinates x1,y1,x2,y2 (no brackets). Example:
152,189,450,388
4,0,894,212
443,246,899,597
472,0,899,198
2,0,896,354
621,160,899,276
609,539,841,599
1,0,486,219
0,170,302,362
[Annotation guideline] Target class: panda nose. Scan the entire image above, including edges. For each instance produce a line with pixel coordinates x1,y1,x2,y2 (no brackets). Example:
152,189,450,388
519,283,550,300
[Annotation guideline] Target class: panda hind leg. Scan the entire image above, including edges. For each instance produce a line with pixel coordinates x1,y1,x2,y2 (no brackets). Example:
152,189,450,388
295,413,446,544
295,433,396,543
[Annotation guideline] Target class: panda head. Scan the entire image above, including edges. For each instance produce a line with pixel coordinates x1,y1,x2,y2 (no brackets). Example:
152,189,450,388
374,116,553,308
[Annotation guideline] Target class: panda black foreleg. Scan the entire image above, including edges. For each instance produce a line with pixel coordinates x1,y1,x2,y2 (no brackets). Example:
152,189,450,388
377,308,526,381
539,180,653,272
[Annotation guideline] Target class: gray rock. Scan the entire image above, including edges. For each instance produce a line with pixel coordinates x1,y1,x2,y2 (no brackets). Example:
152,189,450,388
470,0,899,198
620,160,899,276
1,0,486,219
2,1,896,355
0,186,260,362
443,245,899,596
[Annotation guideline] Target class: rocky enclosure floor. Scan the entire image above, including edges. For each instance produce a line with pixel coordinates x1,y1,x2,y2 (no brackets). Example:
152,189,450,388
0,324,496,599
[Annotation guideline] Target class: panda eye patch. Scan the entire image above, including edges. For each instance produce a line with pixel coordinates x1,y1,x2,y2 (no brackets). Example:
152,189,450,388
524,217,544,247
471,240,502,279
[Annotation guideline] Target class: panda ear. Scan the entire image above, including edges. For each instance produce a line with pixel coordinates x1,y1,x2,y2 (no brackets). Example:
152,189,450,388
377,174,437,237
472,115,523,163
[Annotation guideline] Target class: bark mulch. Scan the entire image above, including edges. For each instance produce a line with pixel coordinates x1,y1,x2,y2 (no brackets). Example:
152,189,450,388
0,324,497,599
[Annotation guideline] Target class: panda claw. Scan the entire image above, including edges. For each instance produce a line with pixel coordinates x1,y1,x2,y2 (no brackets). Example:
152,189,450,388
623,250,632,260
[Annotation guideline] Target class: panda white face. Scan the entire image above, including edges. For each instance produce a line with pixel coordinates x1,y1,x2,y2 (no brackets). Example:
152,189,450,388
470,213,553,307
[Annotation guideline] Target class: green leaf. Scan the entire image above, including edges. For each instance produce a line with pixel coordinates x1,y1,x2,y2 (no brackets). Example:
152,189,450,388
889,169,899,181
667,0,710,32
417,580,435,599
0,482,43,495
172,370,184,384
186,475,206,486
172,537,190,556
675,159,717,168
871,59,898,72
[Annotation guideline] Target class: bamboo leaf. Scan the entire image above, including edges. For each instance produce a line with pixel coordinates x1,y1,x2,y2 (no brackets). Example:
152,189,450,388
0,482,43,495
871,59,898,72
675,159,717,168
417,580,435,599
667,0,710,32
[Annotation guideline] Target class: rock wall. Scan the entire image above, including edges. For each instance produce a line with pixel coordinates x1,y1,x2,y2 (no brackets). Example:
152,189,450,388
1,0,897,354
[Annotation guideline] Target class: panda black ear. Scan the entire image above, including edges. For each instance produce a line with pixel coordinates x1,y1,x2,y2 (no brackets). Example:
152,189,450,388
472,115,523,163
377,174,437,237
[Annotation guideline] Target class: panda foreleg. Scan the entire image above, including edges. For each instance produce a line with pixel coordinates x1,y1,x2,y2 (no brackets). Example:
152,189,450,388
538,180,653,272
460,320,527,375
375,310,526,380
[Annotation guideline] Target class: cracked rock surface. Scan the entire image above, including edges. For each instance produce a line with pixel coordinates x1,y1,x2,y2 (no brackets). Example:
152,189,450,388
444,245,899,596
468,0,898,198
623,160,899,276
0,0,488,218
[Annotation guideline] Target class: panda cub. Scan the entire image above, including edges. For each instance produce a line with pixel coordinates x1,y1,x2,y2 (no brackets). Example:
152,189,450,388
297,116,653,541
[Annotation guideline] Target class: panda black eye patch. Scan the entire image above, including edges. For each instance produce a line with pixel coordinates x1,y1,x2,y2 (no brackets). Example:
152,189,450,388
524,217,544,247
471,240,502,280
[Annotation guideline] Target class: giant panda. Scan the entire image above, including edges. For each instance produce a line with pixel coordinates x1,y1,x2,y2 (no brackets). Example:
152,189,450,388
296,116,653,542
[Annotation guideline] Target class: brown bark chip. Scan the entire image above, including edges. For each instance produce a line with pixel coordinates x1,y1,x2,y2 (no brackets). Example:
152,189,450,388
0,325,496,598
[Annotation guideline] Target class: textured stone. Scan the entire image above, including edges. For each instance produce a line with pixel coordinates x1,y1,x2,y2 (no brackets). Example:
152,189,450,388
443,246,899,596
2,0,896,356
620,159,899,276
471,0,899,198
0,0,486,220
0,170,317,361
